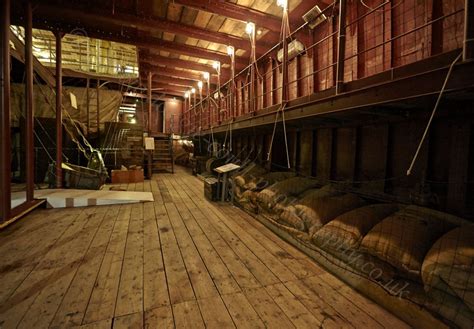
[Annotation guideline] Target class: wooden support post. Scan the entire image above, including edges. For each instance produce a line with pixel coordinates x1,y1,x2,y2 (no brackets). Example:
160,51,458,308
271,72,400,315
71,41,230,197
86,78,90,136
282,11,289,103
464,0,474,61
147,72,152,133
447,122,470,214
25,0,34,201
0,0,11,219
336,0,346,94
55,31,63,188
431,0,443,56
96,79,100,141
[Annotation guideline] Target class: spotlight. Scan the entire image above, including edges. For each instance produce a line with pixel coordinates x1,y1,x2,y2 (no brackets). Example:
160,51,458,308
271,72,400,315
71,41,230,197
246,22,255,35
277,0,287,10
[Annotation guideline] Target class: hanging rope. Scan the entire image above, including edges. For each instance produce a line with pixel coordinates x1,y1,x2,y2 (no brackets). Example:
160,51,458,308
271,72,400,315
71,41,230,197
266,6,291,169
406,52,462,175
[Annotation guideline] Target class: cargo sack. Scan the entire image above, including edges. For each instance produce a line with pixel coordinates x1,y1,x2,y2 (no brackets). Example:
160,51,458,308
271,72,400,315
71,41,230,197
313,204,402,251
422,225,474,312
278,185,341,231
297,193,365,237
256,177,319,212
233,163,267,188
360,206,463,280
244,171,296,191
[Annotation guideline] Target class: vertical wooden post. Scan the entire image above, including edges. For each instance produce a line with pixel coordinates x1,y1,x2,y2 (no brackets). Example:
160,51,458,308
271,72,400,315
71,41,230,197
282,12,289,103
447,122,470,214
86,78,90,136
96,79,100,141
25,0,34,201
336,0,347,94
0,0,11,219
147,72,152,133
464,0,474,61
55,31,63,188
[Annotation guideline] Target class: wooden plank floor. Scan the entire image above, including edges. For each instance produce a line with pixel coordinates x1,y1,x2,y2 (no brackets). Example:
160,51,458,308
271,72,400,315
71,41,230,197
0,168,410,328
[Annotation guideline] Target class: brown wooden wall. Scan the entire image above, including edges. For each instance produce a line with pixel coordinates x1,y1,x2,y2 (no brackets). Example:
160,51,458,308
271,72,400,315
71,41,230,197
231,106,474,220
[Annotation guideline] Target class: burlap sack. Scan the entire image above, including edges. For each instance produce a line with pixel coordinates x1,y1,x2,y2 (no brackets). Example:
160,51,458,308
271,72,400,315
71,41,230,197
312,204,402,250
297,193,366,237
360,206,461,280
277,185,341,231
422,225,474,311
256,177,320,212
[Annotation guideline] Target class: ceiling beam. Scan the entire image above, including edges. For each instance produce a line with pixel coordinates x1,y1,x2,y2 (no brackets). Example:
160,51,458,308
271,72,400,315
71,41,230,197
123,91,177,102
172,0,282,32
11,12,248,69
149,75,197,87
139,64,222,84
129,35,248,68
33,4,252,51
140,54,229,77
139,82,210,96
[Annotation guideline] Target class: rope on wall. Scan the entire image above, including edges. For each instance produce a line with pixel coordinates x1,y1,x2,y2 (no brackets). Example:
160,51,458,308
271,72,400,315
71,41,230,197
406,52,462,176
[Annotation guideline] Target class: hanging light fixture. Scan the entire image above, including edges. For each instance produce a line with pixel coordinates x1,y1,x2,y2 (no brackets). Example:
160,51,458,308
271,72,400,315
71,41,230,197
227,45,234,56
191,87,196,94
197,81,203,90
277,0,287,10
246,22,255,35
203,72,210,80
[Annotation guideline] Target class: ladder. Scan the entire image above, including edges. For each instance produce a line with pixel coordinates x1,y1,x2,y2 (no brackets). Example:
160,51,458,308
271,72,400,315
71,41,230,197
152,134,174,173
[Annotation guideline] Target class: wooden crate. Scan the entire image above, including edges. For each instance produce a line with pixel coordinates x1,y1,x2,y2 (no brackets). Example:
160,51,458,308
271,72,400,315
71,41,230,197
111,169,144,184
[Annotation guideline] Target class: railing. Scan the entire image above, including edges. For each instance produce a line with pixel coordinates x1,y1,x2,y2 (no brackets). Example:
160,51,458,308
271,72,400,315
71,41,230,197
182,0,465,135
10,25,139,78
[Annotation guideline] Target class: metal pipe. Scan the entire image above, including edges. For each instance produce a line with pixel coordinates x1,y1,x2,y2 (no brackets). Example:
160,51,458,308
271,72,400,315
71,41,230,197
217,69,221,124
282,11,289,103
0,0,11,220
335,0,346,94
55,31,63,188
86,78,90,135
206,77,210,128
96,79,100,140
25,0,34,201
464,0,474,61
147,72,152,133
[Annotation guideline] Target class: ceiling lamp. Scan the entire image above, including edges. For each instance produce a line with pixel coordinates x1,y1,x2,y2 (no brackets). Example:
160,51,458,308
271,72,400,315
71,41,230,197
212,61,220,71
227,45,234,56
277,0,287,10
191,87,196,94
197,81,203,89
203,72,210,80
246,22,255,35
184,91,189,98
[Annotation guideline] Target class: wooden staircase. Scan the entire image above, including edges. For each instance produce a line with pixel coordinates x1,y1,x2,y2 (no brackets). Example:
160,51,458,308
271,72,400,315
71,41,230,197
152,135,174,173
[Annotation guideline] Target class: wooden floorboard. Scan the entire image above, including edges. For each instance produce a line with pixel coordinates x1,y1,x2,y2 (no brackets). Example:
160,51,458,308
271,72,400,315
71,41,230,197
0,167,409,328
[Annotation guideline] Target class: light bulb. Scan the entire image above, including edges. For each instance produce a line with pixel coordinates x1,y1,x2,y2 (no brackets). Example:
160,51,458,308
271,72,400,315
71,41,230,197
184,91,189,98
227,45,234,56
198,81,203,89
191,88,196,94
246,22,255,35
212,61,220,70
203,72,210,80
277,0,287,10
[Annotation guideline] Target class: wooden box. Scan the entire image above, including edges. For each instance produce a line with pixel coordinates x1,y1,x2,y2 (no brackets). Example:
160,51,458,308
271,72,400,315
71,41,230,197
111,169,144,184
